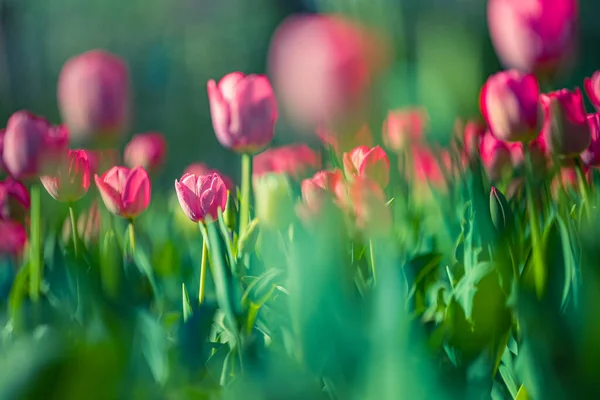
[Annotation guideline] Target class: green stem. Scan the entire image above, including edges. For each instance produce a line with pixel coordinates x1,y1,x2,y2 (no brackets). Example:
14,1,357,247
369,239,377,284
239,153,252,237
524,148,545,298
29,184,42,303
199,223,208,304
69,205,79,258
128,219,136,257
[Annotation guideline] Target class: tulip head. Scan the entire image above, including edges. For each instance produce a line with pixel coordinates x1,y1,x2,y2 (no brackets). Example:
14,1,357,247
94,166,151,219
343,145,390,188
183,163,235,193
124,132,167,173
40,150,91,203
174,173,228,224
382,108,428,152
207,72,278,154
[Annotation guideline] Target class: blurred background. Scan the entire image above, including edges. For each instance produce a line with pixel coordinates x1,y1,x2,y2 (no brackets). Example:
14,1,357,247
0,0,599,188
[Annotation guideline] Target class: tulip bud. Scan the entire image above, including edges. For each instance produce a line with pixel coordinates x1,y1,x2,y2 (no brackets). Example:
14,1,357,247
174,173,227,223
58,50,130,146
0,219,27,257
480,70,540,143
343,145,390,188
40,150,91,203
584,71,600,112
95,166,151,219
0,178,30,222
490,186,514,234
124,132,167,173
254,173,294,229
582,113,600,166
487,0,578,78
540,88,591,158
382,108,428,152
479,131,513,182
253,144,321,180
207,72,278,154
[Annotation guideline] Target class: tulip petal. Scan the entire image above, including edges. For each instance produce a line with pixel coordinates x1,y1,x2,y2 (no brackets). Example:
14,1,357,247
207,79,233,148
95,173,123,215
122,166,151,218
175,178,201,222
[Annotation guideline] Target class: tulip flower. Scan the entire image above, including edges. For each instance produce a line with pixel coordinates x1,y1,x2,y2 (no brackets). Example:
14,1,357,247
480,70,540,143
0,219,27,256
487,0,578,77
95,166,151,219
349,177,391,236
58,50,129,145
382,108,428,152
124,132,167,173
301,169,347,211
584,71,600,112
40,150,91,203
581,113,600,166
184,163,235,192
253,144,321,180
479,131,513,182
540,88,591,158
254,173,294,229
207,72,278,154
175,173,228,223
2,111,68,179
0,178,30,221
343,145,390,188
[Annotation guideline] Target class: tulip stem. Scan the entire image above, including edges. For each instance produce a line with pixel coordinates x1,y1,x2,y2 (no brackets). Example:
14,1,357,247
69,205,79,258
239,153,252,237
29,184,42,303
199,222,208,304
128,219,136,256
369,239,377,285
524,148,545,298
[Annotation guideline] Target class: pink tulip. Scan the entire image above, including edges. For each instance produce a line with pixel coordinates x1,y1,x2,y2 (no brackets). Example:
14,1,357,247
382,108,428,152
184,163,235,192
487,0,578,77
461,120,486,157
253,144,321,180
343,145,390,188
349,177,391,236
2,111,68,179
540,88,590,157
40,150,91,202
124,132,167,173
581,113,600,166
479,131,513,181
0,178,30,221
301,169,347,211
94,166,151,219
411,145,449,189
584,71,600,112
316,124,374,154
480,70,540,143
0,219,27,256
58,50,130,145
207,72,278,154
174,173,228,223
269,14,387,128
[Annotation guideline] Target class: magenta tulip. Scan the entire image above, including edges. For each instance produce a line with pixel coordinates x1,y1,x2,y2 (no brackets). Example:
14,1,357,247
540,88,590,157
94,166,151,219
58,50,129,145
581,113,600,166
174,173,228,223
487,0,578,77
0,219,27,256
124,132,167,173
207,72,278,154
480,70,540,143
40,150,91,202
584,71,600,112
343,145,390,188
0,178,30,221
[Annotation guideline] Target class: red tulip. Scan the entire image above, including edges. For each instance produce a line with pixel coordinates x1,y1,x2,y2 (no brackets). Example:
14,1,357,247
2,111,68,179
40,150,91,202
316,124,373,154
581,113,600,166
540,88,590,157
253,144,321,180
343,145,390,188
207,72,278,154
584,71,600,112
58,50,130,145
301,169,347,211
174,173,228,223
487,0,578,77
124,132,167,173
480,70,540,143
382,108,428,152
94,166,151,219
0,219,27,256
349,177,391,236
479,131,513,181
0,178,30,221
184,163,235,192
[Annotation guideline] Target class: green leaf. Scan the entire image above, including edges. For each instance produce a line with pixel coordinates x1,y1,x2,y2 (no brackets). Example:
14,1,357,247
515,385,530,400
182,283,193,322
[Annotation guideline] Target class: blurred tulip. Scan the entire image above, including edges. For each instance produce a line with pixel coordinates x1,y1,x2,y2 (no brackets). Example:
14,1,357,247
509,134,549,171
582,113,600,166
411,145,449,189
253,144,321,180
301,169,347,211
343,145,390,188
0,177,30,221
269,14,386,128
479,131,513,182
316,124,373,154
58,50,130,145
124,132,167,173
2,111,68,179
184,163,234,192
40,150,91,203
95,166,151,219
0,219,27,257
584,71,600,112
349,177,391,236
254,173,294,229
461,120,486,157
175,173,228,223
382,108,428,152
540,88,590,157
487,0,578,78
480,70,540,143
207,72,278,154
